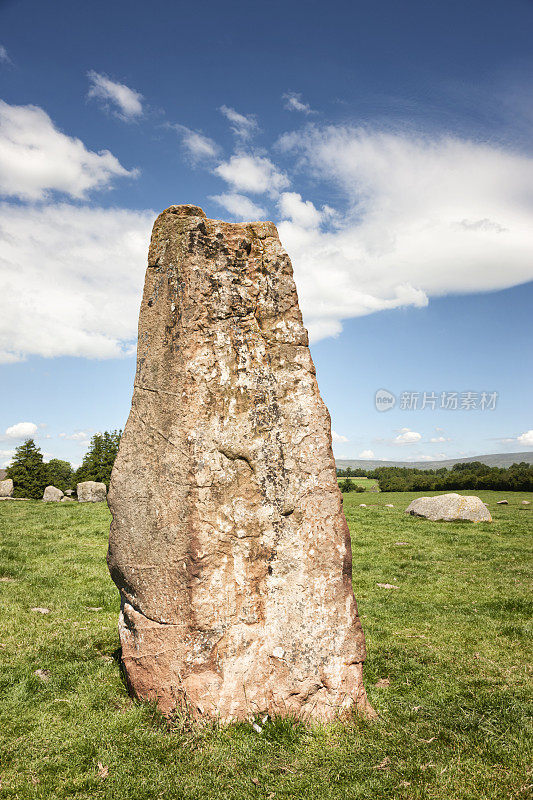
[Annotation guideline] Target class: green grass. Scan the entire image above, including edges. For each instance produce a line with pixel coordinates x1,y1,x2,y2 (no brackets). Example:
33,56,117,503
338,477,379,488
0,491,531,799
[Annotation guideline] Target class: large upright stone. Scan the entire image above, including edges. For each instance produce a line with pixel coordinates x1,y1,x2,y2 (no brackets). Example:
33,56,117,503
107,205,372,722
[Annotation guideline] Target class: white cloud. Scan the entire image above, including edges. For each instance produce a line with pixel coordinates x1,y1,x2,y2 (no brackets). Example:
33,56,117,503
87,71,143,120
59,431,91,442
210,193,267,220
0,203,154,362
219,106,258,140
332,430,348,443
214,154,289,197
394,428,422,445
277,125,533,342
174,125,220,162
0,45,11,64
278,192,321,228
415,453,447,462
517,429,533,447
358,449,375,459
0,101,137,201
1,449,15,467
282,91,314,114
430,436,447,443
5,422,38,439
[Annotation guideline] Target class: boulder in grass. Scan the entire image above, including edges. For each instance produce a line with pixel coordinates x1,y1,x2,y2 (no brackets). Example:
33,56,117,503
0,479,13,498
77,481,107,503
522,500,530,505
497,500,509,505
405,493,492,523
43,485,64,502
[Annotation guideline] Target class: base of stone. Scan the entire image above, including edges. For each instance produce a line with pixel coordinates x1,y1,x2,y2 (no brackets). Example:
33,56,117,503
118,602,376,724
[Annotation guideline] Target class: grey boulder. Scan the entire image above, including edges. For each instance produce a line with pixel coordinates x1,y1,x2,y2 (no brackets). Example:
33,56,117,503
0,479,13,498
43,485,64,502
77,481,107,503
405,493,492,523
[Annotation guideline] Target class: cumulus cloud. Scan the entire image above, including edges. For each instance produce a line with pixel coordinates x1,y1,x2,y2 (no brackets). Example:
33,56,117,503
358,449,375,459
5,422,38,439
210,193,267,220
430,436,448,443
214,154,289,197
87,71,143,120
517,429,533,447
332,430,348,443
0,45,11,64
282,91,315,114
0,101,138,201
278,192,321,228
174,125,220,162
0,203,154,362
277,125,533,342
58,431,91,441
219,106,258,140
394,428,422,445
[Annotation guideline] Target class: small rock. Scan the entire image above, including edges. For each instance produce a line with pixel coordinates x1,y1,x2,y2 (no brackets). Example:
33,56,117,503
86,606,103,611
61,496,75,502
385,504,394,507
360,503,367,507
522,500,530,505
31,607,50,614
43,485,64,502
377,583,399,590
394,542,409,546
496,500,508,505
34,669,50,682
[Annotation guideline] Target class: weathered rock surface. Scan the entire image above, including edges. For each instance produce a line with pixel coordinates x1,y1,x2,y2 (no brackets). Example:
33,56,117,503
77,481,107,503
43,485,64,502
405,493,492,522
0,479,13,498
107,204,372,723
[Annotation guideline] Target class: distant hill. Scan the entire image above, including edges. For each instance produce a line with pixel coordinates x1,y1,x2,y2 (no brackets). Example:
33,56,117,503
335,452,533,471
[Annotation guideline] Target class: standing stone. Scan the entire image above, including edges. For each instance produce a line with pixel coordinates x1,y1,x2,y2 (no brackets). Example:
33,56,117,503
43,485,64,502
77,481,107,503
0,479,13,498
107,205,373,722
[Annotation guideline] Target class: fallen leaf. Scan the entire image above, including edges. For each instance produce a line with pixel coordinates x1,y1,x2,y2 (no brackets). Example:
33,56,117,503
418,736,436,744
97,762,108,779
31,776,40,786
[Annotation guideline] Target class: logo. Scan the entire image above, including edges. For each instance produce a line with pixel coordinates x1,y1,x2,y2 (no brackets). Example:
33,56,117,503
375,389,396,412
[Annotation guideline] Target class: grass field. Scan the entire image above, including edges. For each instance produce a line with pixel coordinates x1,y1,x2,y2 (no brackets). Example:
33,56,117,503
337,477,379,488
0,491,531,799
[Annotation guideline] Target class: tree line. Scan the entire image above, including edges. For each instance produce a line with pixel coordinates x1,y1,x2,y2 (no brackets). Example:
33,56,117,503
337,461,533,492
6,431,121,499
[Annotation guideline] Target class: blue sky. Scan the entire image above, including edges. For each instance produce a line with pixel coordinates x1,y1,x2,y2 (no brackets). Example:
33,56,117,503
0,0,532,466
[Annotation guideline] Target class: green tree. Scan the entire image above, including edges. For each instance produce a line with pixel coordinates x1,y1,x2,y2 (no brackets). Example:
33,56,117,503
6,439,48,499
45,459,73,493
75,430,122,488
